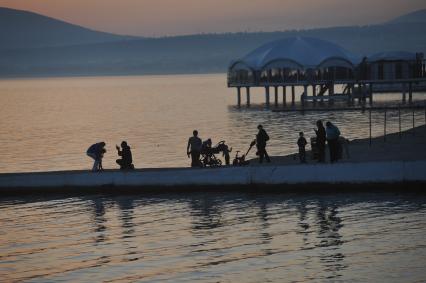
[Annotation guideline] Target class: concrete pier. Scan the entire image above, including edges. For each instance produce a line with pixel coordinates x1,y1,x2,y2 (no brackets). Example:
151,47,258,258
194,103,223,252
0,161,425,194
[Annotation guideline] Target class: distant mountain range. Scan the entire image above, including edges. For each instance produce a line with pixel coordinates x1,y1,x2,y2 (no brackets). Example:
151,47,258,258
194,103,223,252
0,7,425,77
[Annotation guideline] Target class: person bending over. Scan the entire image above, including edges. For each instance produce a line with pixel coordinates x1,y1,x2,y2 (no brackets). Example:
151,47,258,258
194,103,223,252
87,142,106,172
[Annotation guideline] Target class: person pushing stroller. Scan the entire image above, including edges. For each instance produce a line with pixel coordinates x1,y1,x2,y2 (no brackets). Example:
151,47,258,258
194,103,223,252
255,125,271,163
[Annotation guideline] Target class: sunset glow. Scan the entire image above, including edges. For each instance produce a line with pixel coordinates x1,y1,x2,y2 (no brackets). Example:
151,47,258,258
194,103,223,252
0,0,425,36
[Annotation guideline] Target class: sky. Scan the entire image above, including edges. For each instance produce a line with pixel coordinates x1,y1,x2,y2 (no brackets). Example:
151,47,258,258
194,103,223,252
0,0,425,36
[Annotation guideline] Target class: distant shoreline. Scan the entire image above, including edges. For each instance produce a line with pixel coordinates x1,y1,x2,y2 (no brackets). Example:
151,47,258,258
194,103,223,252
0,71,226,80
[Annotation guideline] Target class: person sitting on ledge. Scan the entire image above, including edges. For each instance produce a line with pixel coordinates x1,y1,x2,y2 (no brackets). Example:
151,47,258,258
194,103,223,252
116,141,134,170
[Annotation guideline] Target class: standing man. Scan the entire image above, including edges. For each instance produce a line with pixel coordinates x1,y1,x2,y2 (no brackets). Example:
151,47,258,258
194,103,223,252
326,121,341,163
116,141,134,170
256,124,271,163
187,130,202,167
314,120,326,163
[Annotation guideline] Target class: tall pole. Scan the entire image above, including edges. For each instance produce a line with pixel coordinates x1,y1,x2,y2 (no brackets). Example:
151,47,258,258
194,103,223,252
384,108,387,142
398,105,401,139
291,85,295,106
369,109,372,147
412,107,415,135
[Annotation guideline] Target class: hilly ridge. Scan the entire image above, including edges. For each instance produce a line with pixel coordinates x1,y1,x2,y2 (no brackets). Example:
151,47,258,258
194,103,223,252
0,7,136,49
0,7,425,77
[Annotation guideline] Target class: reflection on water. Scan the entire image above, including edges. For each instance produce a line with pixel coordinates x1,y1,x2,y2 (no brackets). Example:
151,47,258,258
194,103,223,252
0,74,425,172
1,192,425,282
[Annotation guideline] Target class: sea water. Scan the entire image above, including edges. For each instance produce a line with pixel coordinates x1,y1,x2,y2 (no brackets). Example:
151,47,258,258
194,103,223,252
0,74,424,173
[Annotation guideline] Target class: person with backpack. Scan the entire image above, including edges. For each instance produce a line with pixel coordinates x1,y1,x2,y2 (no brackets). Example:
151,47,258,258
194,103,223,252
255,124,271,163
86,142,106,172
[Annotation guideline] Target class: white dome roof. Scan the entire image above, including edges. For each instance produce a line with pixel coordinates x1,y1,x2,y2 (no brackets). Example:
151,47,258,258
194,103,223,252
232,37,360,71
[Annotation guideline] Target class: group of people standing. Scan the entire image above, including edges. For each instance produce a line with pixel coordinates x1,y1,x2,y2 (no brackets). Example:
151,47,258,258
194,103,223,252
87,121,341,171
297,120,341,163
86,141,134,172
186,124,272,167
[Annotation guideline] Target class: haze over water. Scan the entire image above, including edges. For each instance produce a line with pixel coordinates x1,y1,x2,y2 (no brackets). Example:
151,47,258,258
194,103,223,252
0,74,424,173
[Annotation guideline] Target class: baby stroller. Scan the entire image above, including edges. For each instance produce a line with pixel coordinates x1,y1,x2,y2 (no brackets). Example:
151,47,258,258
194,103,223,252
200,139,231,167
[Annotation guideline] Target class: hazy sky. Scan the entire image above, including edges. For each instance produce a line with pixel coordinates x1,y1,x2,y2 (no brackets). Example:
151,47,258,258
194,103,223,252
1,0,425,36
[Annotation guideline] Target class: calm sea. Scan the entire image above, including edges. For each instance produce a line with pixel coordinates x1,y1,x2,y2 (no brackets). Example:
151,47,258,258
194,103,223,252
1,74,426,282
0,192,426,282
0,74,424,173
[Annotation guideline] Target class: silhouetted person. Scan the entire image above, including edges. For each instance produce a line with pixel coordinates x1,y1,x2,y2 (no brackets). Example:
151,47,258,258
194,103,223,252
326,121,341,163
297,131,307,163
315,120,326,163
256,124,271,163
187,130,202,167
116,141,134,170
87,142,106,171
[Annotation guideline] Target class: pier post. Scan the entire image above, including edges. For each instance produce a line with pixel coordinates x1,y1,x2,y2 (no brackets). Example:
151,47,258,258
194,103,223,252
282,86,287,107
237,87,241,107
329,83,334,96
246,87,251,107
408,82,413,104
291,85,295,106
369,83,373,105
274,86,278,107
302,85,308,107
265,86,270,107
402,83,407,104
312,85,317,106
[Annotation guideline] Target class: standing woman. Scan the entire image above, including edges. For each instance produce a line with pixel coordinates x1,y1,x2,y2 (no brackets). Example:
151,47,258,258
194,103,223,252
314,120,326,163
326,121,341,163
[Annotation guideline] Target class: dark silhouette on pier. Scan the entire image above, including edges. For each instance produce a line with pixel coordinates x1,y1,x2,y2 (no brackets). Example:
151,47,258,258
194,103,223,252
187,130,202,167
116,141,134,170
87,142,106,172
256,124,271,163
